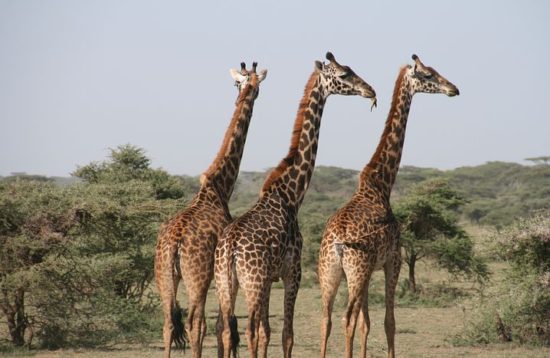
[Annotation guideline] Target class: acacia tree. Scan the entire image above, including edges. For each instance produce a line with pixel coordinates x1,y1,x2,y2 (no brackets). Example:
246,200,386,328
525,156,550,165
0,179,76,346
72,144,186,302
394,179,488,293
0,145,187,348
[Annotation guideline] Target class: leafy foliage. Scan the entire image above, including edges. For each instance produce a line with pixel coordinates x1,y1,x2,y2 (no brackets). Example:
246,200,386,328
74,144,185,200
0,145,185,348
2,151,548,349
457,213,550,346
0,180,75,347
394,179,488,292
525,156,550,165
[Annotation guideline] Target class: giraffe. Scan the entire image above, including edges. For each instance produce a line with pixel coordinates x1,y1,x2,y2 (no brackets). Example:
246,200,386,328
215,52,377,358
318,54,460,358
154,62,267,358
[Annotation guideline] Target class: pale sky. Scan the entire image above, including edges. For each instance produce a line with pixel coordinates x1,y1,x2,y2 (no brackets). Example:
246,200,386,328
1,1,549,177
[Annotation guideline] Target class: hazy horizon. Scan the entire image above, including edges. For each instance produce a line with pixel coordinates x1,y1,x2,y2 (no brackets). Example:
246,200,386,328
2,1,549,177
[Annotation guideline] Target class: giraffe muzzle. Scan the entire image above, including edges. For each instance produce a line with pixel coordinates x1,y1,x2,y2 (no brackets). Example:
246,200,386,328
447,88,460,97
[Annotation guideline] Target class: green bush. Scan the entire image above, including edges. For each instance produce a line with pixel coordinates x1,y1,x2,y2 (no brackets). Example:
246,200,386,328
455,213,550,346
0,145,184,348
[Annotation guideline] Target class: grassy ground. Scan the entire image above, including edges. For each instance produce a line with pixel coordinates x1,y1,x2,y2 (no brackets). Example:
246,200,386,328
2,226,549,357
3,265,550,357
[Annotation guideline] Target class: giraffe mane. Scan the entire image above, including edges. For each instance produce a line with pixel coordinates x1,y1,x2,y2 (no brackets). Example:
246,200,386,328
261,71,319,192
202,81,255,179
361,65,408,180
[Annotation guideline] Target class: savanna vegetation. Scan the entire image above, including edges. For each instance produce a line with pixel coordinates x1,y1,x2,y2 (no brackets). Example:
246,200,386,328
1,145,549,356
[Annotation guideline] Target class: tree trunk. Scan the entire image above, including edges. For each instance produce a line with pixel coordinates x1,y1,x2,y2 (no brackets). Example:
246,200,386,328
2,288,27,346
407,255,417,293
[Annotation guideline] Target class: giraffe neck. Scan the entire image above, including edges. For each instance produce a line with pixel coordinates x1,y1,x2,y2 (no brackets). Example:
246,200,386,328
201,82,258,202
360,67,413,199
260,71,327,209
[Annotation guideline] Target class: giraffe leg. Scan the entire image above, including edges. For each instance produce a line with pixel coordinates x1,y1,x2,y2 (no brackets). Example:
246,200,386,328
216,280,239,358
187,286,208,358
159,274,175,358
244,280,270,358
219,304,234,358
155,241,181,358
258,285,271,358
318,249,343,358
384,252,401,358
358,284,371,358
282,262,301,358
341,259,374,358
215,243,239,358
342,279,363,358
181,245,213,358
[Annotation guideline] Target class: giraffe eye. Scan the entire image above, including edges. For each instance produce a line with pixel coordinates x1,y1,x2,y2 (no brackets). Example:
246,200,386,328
339,72,351,79
423,72,433,79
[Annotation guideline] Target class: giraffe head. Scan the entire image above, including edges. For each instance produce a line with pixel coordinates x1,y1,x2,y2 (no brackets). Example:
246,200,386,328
230,62,268,102
315,52,377,108
408,54,460,96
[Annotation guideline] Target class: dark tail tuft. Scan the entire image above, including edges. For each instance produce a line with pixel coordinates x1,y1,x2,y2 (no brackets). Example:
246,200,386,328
172,302,188,351
229,314,240,358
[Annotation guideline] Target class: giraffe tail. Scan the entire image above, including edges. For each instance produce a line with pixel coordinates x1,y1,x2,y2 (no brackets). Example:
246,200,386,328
229,314,240,358
171,301,188,350
157,235,188,352
226,239,240,357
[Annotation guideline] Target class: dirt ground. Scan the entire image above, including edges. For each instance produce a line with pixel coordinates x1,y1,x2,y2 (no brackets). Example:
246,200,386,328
5,284,549,358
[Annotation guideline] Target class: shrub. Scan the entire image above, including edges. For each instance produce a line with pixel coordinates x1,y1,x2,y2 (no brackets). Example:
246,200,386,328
455,213,550,346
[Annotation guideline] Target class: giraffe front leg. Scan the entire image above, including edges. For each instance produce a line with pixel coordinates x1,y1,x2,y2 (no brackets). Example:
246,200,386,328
282,261,301,358
384,252,401,358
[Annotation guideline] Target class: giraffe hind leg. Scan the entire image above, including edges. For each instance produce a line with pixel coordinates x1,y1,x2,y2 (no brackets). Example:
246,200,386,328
319,247,343,358
282,261,301,358
156,241,185,358
258,285,272,358
358,284,371,358
244,281,270,358
384,251,401,358
342,257,375,358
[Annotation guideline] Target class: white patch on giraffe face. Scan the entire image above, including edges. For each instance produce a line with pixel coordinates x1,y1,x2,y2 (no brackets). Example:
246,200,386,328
229,68,248,91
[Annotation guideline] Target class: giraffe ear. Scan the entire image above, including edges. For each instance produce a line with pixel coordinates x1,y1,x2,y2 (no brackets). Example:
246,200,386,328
314,60,324,72
411,54,427,72
257,69,268,82
230,68,247,83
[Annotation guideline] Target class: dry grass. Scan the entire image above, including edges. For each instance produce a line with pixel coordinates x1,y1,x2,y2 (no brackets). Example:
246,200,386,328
2,226,549,357
4,280,550,357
